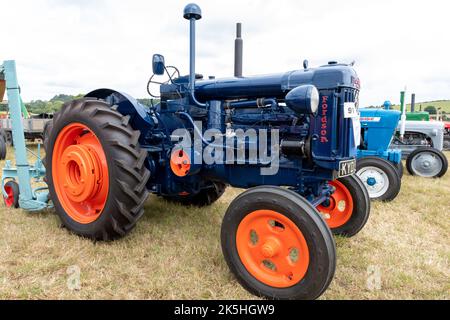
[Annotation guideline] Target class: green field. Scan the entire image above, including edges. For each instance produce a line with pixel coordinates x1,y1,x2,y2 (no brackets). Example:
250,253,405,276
391,100,450,114
0,146,449,300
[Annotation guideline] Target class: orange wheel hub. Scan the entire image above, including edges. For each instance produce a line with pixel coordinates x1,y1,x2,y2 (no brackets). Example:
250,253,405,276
170,149,191,177
317,181,353,228
52,123,109,224
236,210,310,288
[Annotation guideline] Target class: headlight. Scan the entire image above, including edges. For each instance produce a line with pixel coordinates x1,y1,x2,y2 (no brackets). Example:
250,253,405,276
285,85,320,115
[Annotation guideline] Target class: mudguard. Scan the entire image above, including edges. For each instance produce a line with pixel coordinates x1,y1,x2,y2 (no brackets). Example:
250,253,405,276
85,89,157,141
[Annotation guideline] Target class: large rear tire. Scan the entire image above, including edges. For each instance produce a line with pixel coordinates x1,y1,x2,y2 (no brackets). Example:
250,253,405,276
162,182,227,207
221,186,336,300
317,175,371,237
45,98,151,241
355,157,402,202
43,121,53,149
406,147,448,178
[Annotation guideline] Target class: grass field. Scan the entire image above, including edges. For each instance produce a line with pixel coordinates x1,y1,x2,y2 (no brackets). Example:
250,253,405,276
0,146,448,300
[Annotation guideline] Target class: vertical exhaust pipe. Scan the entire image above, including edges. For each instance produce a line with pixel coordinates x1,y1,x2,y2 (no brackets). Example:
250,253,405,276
183,3,206,107
234,23,243,77
411,93,416,113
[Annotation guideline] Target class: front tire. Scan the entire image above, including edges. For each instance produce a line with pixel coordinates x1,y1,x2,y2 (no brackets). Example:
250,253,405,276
317,175,371,237
45,98,151,241
406,147,448,178
356,157,402,202
221,186,336,300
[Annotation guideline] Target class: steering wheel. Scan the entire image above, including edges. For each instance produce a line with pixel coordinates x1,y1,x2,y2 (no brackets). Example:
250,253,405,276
147,66,181,98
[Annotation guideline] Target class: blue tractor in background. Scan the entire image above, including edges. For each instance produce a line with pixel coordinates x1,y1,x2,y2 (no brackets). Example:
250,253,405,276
356,105,403,202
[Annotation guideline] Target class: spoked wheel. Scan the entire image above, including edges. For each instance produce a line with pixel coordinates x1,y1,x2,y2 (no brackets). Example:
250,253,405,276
3,181,20,208
355,157,401,202
45,98,151,241
406,147,448,178
317,175,371,237
221,186,336,300
162,182,227,207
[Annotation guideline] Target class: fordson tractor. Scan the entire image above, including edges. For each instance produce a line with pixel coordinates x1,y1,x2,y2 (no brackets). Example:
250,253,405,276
3,4,370,300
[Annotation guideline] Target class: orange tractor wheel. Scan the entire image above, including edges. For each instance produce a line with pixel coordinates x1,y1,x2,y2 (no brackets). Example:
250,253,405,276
317,175,371,237
221,186,336,300
45,99,150,241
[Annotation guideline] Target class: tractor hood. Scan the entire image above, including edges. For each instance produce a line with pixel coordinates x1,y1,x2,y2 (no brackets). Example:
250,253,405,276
401,120,445,132
194,64,360,101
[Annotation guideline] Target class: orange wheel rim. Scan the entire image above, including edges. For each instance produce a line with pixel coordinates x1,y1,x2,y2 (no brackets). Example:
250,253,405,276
4,185,14,208
170,149,191,177
236,210,310,288
317,181,354,228
52,123,109,224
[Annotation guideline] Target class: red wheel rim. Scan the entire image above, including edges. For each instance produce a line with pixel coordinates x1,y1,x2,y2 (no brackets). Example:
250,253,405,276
236,210,310,288
52,123,109,224
317,180,354,228
4,185,14,208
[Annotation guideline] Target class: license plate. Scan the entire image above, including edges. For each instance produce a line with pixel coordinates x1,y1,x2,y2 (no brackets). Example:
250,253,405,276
339,159,356,178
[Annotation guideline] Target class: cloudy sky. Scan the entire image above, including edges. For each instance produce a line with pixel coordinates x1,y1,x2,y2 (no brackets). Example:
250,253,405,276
1,0,449,106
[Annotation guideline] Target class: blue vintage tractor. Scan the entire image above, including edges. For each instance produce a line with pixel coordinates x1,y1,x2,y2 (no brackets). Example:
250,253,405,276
6,4,370,300
357,106,403,201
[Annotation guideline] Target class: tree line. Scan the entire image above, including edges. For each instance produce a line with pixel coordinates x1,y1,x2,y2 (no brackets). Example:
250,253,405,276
0,94,156,114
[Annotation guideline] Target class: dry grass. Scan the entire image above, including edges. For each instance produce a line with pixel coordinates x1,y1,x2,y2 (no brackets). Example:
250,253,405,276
0,146,448,300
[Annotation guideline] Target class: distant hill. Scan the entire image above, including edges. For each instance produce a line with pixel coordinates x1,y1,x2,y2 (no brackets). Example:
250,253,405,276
390,100,450,114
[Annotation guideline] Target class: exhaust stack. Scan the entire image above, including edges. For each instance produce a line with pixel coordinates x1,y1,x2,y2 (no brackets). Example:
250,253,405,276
234,23,243,77
183,3,205,107
411,93,416,113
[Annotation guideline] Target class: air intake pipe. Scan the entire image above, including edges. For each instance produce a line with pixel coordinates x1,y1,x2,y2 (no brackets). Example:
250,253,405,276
234,23,243,77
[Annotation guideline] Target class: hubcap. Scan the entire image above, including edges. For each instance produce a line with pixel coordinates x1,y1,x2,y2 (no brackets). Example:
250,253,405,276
236,210,310,288
357,166,389,199
52,123,109,224
411,152,442,177
61,145,102,203
317,180,354,228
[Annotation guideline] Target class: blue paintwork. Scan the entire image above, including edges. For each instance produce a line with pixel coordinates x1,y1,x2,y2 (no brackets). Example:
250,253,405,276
285,85,318,115
0,60,51,211
88,62,361,205
358,108,402,165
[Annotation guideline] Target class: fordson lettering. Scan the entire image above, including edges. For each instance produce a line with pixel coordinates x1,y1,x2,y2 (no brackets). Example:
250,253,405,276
321,96,329,143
